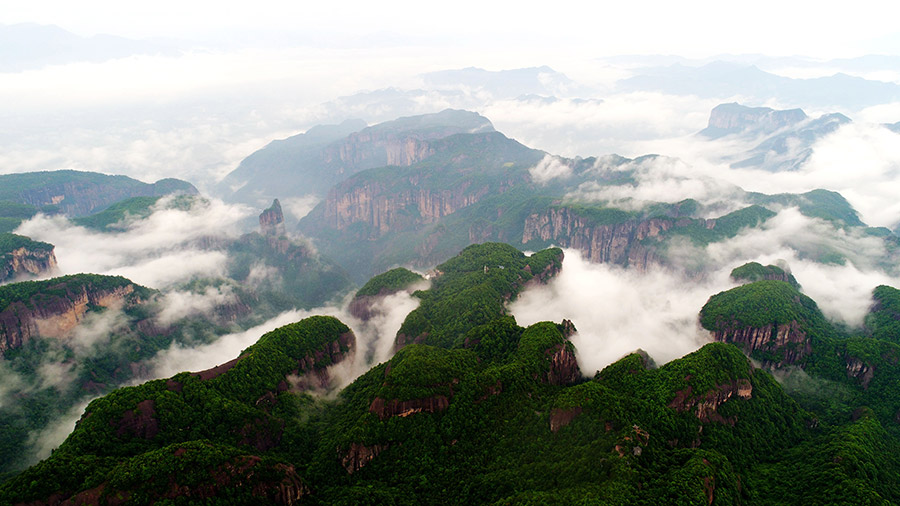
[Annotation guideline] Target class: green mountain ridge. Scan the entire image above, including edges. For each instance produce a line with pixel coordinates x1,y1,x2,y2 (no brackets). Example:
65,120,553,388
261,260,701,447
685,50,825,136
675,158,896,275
5,244,900,503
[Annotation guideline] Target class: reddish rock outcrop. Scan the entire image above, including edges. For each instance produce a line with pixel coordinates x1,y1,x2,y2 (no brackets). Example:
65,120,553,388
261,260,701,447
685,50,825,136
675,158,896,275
368,395,450,420
549,407,582,432
710,320,810,367
323,182,492,239
340,443,389,474
522,208,694,270
545,342,580,386
668,379,753,424
259,199,286,237
112,399,159,439
0,284,136,355
289,331,356,390
1,246,57,282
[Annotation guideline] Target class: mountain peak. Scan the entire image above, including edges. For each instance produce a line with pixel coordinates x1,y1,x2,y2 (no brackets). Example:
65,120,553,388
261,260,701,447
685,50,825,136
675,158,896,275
701,102,807,138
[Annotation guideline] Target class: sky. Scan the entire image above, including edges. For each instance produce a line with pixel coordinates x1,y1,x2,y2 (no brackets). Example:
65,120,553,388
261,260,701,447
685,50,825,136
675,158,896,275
5,1,900,58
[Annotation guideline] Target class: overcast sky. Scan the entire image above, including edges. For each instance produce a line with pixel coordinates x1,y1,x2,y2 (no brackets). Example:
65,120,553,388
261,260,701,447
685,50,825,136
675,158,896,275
5,1,900,58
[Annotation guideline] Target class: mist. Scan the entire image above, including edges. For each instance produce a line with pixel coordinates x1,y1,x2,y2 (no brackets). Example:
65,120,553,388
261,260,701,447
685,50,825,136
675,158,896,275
509,249,727,375
147,285,425,392
14,195,253,289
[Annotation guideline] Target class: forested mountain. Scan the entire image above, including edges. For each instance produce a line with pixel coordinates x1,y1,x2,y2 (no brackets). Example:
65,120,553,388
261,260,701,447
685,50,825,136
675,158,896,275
4,243,900,504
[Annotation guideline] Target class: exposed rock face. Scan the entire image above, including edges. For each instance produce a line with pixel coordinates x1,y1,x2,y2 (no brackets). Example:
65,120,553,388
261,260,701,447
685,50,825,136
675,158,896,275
368,395,451,420
549,407,582,432
341,443,389,474
701,103,807,137
523,208,688,269
10,172,198,217
0,284,136,355
0,245,57,282
288,331,356,391
845,357,875,389
545,342,580,386
710,320,811,368
348,294,381,321
259,199,286,236
113,399,159,439
668,379,753,424
323,180,492,239
321,133,435,172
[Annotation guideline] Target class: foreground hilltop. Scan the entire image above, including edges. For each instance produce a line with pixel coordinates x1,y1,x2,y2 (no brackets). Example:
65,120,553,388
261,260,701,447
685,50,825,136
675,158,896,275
4,244,900,504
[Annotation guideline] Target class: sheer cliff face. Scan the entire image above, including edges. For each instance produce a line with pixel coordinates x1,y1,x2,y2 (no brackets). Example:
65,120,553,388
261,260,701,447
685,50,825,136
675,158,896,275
522,208,679,270
259,198,286,237
701,103,807,137
324,180,492,238
0,284,136,354
16,178,197,217
321,134,436,174
710,320,811,368
0,245,57,282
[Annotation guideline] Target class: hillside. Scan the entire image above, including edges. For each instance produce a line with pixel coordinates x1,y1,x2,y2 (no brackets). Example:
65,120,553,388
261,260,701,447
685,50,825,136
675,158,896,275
4,246,900,503
0,170,197,218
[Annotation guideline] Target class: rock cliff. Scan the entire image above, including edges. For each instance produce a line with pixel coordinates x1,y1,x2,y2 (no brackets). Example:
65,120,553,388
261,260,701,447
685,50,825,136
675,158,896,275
700,103,807,138
668,379,753,424
0,243,57,282
709,320,811,368
0,170,198,217
0,276,144,355
259,198,286,236
323,180,493,238
522,207,683,269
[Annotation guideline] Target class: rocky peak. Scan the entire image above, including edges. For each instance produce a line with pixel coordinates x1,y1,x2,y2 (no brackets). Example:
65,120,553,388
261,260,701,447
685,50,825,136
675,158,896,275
701,103,807,138
259,199,285,236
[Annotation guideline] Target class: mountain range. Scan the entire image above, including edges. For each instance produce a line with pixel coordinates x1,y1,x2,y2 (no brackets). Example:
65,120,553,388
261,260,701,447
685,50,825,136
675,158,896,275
2,102,900,503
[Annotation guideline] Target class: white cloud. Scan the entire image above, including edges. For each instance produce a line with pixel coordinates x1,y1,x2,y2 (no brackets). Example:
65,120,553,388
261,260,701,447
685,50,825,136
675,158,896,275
14,196,253,289
509,249,726,375
529,155,572,184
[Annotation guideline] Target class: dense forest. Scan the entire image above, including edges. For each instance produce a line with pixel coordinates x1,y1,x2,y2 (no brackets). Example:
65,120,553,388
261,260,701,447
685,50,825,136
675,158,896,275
3,243,900,504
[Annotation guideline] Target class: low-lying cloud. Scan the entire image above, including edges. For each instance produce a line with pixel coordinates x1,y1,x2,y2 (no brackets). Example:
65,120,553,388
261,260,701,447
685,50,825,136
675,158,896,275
510,249,729,375
15,196,253,289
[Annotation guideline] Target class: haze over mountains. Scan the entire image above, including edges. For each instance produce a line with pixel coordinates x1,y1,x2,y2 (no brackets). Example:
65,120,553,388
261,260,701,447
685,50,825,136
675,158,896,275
4,10,900,502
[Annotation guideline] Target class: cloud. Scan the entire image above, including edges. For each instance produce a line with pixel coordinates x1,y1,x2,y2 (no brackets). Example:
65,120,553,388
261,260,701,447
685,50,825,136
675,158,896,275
509,249,727,375
15,196,253,289
643,122,900,229
481,92,721,157
25,399,92,465
155,285,240,326
146,284,425,390
567,155,747,216
529,155,572,184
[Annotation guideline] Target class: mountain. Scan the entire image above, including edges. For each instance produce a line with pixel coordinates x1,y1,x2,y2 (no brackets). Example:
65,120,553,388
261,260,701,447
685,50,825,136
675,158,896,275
6,245,900,503
0,23,176,72
219,110,494,208
699,103,851,171
620,61,900,110
297,130,545,280
0,170,197,218
0,233,56,283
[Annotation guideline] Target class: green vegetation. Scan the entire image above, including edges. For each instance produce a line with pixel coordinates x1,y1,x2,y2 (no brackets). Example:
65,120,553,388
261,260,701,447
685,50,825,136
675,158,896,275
0,170,196,217
752,189,865,227
355,267,424,297
226,232,353,313
396,243,563,348
5,244,900,503
864,285,900,344
0,273,149,314
730,261,800,289
71,196,162,230
0,233,53,258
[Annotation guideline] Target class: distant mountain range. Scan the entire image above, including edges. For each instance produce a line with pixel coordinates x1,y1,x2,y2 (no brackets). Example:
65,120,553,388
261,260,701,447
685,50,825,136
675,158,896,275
0,23,178,72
